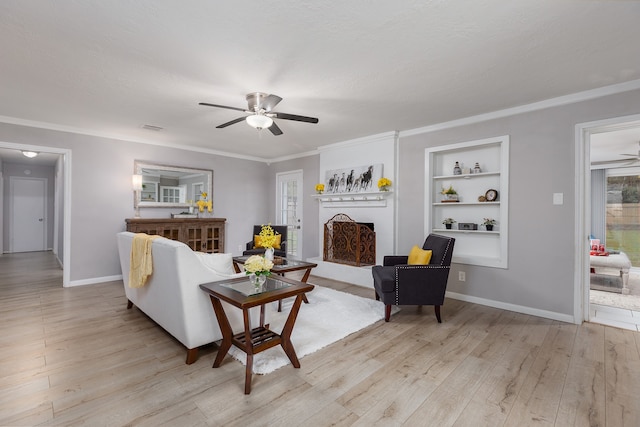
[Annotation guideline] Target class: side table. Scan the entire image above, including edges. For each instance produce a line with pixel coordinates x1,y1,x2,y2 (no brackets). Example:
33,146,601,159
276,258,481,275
200,275,314,394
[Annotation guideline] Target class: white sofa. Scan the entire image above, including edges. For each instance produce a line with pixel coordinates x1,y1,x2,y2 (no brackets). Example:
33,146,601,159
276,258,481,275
117,231,263,364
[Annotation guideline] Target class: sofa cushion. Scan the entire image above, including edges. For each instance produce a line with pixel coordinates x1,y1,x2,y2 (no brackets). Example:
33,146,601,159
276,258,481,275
193,252,236,276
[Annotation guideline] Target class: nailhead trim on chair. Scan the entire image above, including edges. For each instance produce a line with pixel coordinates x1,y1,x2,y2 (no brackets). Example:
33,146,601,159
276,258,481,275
394,265,450,304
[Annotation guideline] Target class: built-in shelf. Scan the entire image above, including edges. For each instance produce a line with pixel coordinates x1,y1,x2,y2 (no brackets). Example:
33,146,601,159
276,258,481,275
433,228,500,235
426,135,509,269
311,191,392,207
432,201,500,206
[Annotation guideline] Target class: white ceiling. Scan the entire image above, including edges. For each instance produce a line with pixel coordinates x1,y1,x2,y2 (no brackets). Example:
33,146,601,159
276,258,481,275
0,1,639,162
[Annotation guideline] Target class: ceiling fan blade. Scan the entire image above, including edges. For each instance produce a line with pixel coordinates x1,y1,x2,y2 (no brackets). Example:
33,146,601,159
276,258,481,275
269,121,283,136
199,102,247,113
261,95,283,112
216,117,246,128
273,112,319,124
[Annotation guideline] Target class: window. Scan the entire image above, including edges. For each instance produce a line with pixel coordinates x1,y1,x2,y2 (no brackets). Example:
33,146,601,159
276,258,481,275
606,168,640,266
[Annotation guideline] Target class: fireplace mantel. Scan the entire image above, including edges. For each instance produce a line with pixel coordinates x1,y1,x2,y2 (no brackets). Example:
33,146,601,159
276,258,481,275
311,191,392,207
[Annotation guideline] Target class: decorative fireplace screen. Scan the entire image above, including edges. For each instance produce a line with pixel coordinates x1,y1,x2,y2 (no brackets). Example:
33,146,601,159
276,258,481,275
323,213,376,266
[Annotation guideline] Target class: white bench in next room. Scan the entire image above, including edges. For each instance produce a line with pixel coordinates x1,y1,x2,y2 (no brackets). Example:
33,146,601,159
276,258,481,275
590,252,631,294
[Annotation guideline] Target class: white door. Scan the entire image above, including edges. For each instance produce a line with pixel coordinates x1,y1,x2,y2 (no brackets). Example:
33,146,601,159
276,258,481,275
10,177,47,252
276,170,303,258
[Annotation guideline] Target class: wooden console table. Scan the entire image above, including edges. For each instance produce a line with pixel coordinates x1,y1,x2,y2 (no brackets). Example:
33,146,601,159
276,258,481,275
125,218,225,253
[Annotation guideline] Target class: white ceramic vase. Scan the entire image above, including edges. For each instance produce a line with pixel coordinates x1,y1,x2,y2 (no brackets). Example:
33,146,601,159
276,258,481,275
264,247,275,261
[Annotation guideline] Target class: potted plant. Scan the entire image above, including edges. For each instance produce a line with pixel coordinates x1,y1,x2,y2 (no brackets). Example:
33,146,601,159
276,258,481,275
482,218,496,231
441,185,458,202
442,218,456,229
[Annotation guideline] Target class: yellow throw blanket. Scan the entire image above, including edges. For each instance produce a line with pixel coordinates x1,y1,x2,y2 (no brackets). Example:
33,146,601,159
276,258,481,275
129,233,161,288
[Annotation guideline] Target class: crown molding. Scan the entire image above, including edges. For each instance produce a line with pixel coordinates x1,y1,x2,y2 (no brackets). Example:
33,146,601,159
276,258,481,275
400,79,640,138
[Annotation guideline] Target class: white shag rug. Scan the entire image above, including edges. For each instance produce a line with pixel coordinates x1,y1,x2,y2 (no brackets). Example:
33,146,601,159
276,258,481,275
227,285,395,375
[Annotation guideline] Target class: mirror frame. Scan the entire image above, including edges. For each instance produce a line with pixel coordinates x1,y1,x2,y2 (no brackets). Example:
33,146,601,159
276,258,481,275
134,160,213,209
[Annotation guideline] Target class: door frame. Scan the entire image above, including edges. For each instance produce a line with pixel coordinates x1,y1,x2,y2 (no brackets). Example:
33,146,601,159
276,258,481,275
0,140,72,287
575,113,640,323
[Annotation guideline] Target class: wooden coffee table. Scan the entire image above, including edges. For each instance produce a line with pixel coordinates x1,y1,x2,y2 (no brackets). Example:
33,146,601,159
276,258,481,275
233,256,317,310
199,276,314,394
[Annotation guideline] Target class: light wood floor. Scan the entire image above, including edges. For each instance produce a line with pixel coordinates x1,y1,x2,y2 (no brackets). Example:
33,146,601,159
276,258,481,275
2,252,640,426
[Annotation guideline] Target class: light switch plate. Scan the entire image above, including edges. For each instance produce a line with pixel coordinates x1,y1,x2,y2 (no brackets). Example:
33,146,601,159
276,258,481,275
553,193,564,205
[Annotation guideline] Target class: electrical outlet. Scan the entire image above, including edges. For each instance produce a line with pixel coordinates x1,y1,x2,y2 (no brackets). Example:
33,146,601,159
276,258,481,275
458,271,466,282
238,244,243,252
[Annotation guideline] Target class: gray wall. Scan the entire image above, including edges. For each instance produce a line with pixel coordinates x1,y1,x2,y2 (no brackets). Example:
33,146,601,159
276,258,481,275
0,122,269,282
397,88,640,316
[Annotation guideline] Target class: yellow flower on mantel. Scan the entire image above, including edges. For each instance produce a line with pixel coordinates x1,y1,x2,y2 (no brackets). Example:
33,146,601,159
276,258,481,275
378,177,392,191
315,183,325,193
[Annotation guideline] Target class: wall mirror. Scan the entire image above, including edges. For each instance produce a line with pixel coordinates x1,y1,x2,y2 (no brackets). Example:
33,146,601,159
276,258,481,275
134,160,213,209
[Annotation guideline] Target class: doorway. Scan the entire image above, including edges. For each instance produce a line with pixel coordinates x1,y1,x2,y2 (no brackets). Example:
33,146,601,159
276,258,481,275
577,114,640,330
0,141,71,286
276,170,303,258
9,176,47,252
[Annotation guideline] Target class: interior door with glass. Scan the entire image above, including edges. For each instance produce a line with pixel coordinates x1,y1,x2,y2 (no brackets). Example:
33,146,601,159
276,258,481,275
276,170,303,258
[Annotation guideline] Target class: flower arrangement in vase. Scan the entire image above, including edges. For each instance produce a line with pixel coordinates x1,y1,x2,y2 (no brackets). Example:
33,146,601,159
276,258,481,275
244,255,274,286
258,224,279,260
377,177,392,191
441,185,458,202
196,192,212,215
315,183,325,194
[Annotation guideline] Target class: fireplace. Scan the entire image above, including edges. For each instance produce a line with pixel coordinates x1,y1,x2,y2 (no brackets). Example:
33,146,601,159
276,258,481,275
323,213,376,266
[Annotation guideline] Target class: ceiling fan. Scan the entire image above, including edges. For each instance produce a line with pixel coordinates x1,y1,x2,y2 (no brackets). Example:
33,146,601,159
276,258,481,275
199,92,319,136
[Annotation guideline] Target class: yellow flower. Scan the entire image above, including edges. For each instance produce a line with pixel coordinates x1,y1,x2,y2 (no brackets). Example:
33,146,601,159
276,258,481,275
200,192,208,199
244,255,273,275
378,177,392,189
315,183,325,192
258,224,278,249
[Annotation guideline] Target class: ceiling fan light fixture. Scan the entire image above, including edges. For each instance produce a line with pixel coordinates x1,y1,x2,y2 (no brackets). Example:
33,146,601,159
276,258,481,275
245,115,273,130
22,150,38,158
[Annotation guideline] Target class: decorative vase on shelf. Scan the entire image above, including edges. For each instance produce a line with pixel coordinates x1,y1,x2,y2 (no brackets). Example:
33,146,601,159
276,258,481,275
445,224,452,229
264,247,275,261
486,225,494,231
380,186,389,192
453,162,462,175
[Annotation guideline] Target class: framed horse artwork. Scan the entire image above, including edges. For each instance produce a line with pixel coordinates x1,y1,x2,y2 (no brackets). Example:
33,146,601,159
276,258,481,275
323,163,383,194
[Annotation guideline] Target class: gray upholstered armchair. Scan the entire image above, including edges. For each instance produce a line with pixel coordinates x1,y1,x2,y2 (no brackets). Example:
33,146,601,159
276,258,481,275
243,225,288,257
372,234,455,322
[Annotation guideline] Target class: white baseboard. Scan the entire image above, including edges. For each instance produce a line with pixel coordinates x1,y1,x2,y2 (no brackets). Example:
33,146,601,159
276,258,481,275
67,274,123,287
445,291,576,324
